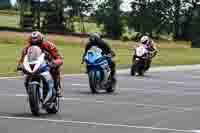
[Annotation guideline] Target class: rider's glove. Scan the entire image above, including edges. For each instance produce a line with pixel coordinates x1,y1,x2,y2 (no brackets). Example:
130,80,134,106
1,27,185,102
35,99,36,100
48,61,57,68
81,56,86,64
17,64,23,71
81,60,84,64
106,53,113,58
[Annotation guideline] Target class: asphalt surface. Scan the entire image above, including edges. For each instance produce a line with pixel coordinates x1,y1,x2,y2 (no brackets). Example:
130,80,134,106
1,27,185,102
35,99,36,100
1,70,200,133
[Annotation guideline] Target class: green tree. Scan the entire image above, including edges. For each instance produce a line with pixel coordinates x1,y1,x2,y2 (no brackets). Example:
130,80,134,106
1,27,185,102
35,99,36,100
0,0,11,9
18,0,31,28
128,0,195,39
128,0,154,35
188,5,200,38
95,0,124,39
64,0,95,32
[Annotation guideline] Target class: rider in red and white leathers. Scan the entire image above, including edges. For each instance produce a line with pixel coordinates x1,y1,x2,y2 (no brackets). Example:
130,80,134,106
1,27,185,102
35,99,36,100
17,31,63,97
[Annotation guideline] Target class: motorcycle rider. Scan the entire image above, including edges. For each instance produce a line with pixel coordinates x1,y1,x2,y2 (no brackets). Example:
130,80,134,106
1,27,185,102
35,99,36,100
138,35,158,71
17,31,63,97
82,33,117,83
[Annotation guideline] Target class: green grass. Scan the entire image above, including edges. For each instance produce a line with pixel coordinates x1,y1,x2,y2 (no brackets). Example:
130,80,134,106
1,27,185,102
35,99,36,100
0,14,19,28
0,38,199,77
115,48,200,68
0,43,23,76
0,9,19,15
153,48,200,66
0,43,85,77
73,21,102,33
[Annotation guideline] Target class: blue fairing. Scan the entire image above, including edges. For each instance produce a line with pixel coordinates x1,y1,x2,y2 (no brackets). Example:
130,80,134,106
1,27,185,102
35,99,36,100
84,51,108,70
39,64,49,73
85,51,106,65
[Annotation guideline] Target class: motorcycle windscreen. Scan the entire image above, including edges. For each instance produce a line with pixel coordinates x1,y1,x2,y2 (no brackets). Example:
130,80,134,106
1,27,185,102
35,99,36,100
85,52,103,64
135,46,147,57
24,46,46,73
27,46,42,62
85,46,103,64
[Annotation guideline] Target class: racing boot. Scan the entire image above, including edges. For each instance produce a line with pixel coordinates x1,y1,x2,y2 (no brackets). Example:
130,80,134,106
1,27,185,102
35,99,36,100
111,68,117,86
51,69,63,98
144,59,152,72
55,79,63,98
43,80,56,106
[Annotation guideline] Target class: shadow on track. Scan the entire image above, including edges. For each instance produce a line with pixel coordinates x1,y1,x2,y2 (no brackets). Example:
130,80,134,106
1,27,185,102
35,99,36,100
9,112,62,118
73,90,119,96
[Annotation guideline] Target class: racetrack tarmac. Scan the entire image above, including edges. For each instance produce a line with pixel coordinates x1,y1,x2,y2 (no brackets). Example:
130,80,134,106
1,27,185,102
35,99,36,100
1,70,200,133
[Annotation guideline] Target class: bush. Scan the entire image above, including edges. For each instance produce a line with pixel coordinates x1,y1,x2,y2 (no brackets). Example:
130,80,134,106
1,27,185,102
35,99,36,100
121,34,131,41
121,32,143,42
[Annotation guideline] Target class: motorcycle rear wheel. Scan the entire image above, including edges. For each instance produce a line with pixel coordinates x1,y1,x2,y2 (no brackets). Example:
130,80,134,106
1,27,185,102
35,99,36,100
46,97,60,114
131,65,136,76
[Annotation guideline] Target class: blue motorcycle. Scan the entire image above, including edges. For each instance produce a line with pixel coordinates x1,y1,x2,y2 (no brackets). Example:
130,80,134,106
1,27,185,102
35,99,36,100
84,46,115,93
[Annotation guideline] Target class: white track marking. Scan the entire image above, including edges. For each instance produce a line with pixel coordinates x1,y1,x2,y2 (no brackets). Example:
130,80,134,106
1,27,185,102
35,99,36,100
192,130,200,133
72,84,88,87
132,78,200,86
0,115,195,133
0,74,86,80
191,76,200,79
133,78,186,85
120,87,200,96
0,93,196,111
0,76,23,80
167,81,185,84
0,93,26,97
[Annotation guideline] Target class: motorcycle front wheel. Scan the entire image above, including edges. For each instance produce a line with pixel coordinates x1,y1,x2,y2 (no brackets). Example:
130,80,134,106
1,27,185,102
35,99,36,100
88,71,101,94
28,84,41,116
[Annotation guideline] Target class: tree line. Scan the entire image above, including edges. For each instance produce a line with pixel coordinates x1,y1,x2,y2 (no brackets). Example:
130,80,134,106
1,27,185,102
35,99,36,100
12,0,200,40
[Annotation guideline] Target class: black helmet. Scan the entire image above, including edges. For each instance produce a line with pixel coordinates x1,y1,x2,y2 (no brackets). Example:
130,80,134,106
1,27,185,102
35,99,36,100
89,33,101,43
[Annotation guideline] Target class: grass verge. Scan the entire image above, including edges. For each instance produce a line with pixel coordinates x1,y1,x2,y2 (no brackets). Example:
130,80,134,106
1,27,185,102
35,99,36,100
0,31,196,77
0,14,19,28
0,43,199,77
116,48,200,68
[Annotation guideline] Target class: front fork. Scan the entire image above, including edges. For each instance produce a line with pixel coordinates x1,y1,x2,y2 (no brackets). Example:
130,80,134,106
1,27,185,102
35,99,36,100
39,79,43,101
25,78,44,101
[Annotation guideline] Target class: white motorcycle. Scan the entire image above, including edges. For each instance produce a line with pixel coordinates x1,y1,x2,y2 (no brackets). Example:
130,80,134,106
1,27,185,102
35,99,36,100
18,46,59,116
131,45,150,76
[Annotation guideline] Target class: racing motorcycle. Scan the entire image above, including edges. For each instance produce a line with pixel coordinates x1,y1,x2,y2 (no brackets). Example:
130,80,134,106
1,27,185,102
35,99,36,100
84,46,116,93
18,46,59,116
131,44,150,76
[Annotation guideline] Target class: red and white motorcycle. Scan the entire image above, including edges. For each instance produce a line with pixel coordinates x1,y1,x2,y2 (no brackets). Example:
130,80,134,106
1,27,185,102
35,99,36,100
18,46,59,116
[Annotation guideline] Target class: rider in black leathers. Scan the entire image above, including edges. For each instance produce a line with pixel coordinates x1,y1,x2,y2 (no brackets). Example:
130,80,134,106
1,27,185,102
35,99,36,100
82,33,116,83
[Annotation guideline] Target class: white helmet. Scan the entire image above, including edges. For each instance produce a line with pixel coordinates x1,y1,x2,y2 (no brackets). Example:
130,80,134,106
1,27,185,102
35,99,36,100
140,36,150,44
